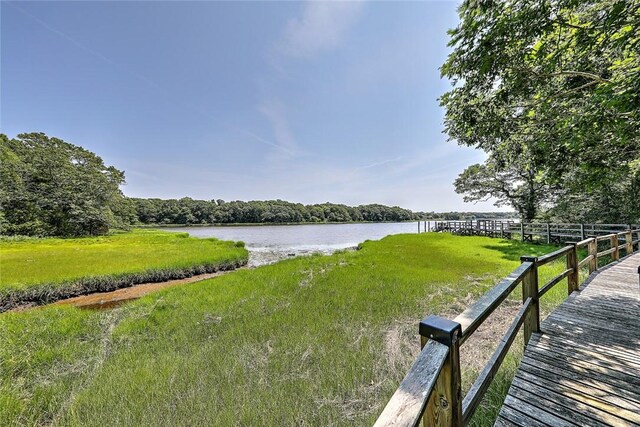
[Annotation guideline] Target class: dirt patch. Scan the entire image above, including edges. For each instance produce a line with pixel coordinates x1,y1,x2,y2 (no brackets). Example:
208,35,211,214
54,270,235,310
383,319,418,375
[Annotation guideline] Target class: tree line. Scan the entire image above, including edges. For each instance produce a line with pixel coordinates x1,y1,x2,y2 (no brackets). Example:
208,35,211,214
130,198,515,226
131,198,420,225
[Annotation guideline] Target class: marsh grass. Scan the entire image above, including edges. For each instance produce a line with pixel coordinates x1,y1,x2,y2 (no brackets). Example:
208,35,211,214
0,233,563,426
0,230,248,310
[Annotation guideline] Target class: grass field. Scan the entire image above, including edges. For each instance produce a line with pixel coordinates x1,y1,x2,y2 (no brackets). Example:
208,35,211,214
0,230,248,310
0,233,565,426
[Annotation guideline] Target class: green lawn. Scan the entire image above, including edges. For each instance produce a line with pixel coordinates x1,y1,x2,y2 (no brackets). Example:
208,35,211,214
0,233,565,426
0,230,248,309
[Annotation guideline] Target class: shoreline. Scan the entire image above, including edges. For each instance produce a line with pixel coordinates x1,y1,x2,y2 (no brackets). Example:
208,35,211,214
15,246,358,311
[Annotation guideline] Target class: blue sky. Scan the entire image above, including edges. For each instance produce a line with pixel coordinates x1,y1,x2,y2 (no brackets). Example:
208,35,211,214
1,1,496,212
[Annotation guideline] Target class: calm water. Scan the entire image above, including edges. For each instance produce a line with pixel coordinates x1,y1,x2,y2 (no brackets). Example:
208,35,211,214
165,222,435,266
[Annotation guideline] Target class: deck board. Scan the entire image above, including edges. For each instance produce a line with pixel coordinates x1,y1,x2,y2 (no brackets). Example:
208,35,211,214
497,253,640,426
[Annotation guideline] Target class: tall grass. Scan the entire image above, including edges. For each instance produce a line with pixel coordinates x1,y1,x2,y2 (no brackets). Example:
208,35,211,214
0,230,248,310
0,233,561,426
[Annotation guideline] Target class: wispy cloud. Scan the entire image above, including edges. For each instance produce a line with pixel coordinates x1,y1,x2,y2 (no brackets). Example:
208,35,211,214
275,0,365,59
258,98,297,156
356,156,403,170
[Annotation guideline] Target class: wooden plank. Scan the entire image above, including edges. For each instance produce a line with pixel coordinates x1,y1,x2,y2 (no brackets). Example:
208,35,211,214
529,337,640,370
550,306,640,332
553,306,640,338
504,395,575,427
521,262,539,345
523,350,640,397
569,298,640,315
374,340,448,427
511,376,636,427
521,353,640,403
536,245,572,265
596,247,616,257
538,323,640,363
538,268,572,297
546,312,640,341
577,253,594,268
580,285,640,297
532,333,640,364
588,238,597,272
576,236,593,248
498,399,557,427
519,359,640,414
423,333,462,426
507,382,608,427
596,233,616,241
494,415,520,427
514,370,640,424
547,308,640,335
579,287,640,299
526,339,640,388
540,321,640,358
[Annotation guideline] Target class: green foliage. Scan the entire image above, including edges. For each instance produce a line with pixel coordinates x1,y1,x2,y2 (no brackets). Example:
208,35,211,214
0,233,561,426
131,198,422,225
0,230,248,310
454,157,550,221
442,0,640,222
0,133,129,237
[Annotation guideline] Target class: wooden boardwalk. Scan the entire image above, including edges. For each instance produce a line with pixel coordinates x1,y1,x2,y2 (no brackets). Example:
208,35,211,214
496,253,640,427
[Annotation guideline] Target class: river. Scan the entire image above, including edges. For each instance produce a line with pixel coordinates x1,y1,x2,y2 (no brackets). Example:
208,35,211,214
165,222,436,266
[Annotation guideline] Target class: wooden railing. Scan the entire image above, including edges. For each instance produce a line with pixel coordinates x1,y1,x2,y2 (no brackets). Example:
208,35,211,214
375,229,640,426
430,221,640,245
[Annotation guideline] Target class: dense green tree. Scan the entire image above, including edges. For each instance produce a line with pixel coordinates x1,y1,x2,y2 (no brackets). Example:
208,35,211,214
454,146,553,221
442,0,640,222
127,198,425,225
0,133,127,236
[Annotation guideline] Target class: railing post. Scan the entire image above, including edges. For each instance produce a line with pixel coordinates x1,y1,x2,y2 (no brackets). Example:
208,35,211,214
612,234,619,261
625,230,633,255
567,244,579,294
419,316,462,427
520,256,540,345
580,224,585,240
520,222,524,242
546,223,551,244
588,238,597,273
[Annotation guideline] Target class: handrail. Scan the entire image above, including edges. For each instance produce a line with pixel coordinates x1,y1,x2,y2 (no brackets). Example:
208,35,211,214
596,233,616,241
576,238,593,248
375,228,639,426
539,268,573,297
578,254,594,268
374,340,449,426
429,222,639,247
453,262,532,345
536,245,572,266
